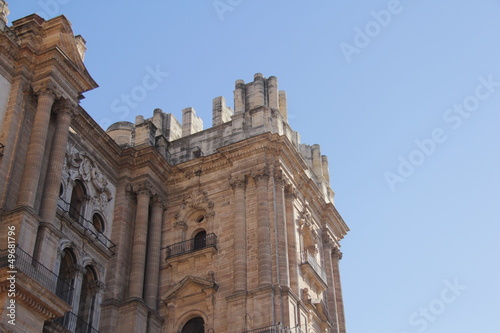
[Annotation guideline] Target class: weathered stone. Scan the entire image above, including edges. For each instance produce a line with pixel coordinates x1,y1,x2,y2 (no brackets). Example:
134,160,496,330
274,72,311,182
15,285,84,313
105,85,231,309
0,6,349,333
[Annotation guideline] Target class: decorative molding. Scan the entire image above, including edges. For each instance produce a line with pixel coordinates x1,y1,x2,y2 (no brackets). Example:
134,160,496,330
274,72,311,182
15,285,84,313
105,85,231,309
332,247,343,261
174,221,188,230
63,143,114,213
175,189,215,220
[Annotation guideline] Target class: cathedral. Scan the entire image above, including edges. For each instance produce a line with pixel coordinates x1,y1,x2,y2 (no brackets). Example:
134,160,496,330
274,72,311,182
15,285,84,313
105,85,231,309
0,3,349,333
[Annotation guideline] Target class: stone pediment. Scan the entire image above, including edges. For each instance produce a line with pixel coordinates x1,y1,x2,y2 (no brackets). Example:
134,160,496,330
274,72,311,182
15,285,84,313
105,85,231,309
162,275,218,303
12,14,98,97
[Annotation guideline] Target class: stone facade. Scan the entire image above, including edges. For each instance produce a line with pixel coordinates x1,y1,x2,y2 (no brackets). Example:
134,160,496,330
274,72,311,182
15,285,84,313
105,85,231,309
0,5,349,333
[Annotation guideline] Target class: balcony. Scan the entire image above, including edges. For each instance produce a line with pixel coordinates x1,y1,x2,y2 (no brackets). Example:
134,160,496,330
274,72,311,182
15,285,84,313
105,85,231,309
299,251,328,290
0,246,73,304
165,233,217,259
52,311,100,333
57,198,116,254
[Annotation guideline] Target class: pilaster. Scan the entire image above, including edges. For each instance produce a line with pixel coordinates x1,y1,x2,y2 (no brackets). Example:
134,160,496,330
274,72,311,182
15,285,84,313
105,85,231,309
128,182,152,299
144,194,165,310
230,174,247,293
332,247,346,333
253,167,272,287
285,184,299,295
323,236,340,332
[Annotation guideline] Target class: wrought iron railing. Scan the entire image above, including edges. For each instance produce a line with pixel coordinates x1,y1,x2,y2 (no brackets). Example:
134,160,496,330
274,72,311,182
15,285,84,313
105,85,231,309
54,311,100,333
165,233,217,259
0,247,73,303
57,197,116,254
299,251,327,284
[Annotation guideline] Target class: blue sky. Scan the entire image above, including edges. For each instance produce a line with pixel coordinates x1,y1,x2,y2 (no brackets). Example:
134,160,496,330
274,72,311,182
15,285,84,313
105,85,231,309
8,1,500,332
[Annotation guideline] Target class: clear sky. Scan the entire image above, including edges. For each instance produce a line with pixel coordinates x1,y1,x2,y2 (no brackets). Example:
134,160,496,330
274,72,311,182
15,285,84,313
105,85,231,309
8,1,500,332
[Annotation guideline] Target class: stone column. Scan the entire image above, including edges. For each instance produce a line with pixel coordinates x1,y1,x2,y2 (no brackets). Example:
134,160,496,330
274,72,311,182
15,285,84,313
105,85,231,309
285,185,299,295
254,168,272,287
230,175,247,293
40,99,76,223
34,101,76,268
128,183,151,299
274,169,289,287
332,248,346,333
17,86,59,207
323,238,339,333
144,195,165,309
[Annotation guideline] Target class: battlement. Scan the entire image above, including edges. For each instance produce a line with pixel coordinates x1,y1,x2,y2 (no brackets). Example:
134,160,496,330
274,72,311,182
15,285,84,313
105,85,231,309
106,73,333,201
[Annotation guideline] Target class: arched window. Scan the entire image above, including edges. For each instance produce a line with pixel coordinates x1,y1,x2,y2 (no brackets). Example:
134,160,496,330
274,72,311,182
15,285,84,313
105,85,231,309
78,266,98,329
193,230,207,251
56,248,76,304
181,317,204,333
92,213,105,233
69,180,86,223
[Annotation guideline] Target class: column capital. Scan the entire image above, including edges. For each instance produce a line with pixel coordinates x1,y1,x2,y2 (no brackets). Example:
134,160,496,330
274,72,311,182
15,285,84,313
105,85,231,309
284,183,297,198
32,81,62,100
53,97,79,117
152,194,166,208
332,247,343,261
229,174,246,190
252,166,270,184
323,237,335,250
134,182,152,198
273,167,285,186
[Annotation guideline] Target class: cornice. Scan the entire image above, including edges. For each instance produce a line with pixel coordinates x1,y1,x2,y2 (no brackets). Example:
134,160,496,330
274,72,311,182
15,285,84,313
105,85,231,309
0,31,20,64
35,47,97,94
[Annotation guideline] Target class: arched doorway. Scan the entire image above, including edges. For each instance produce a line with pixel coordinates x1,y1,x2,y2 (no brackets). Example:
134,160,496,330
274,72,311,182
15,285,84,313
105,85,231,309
181,317,204,333
193,231,207,250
